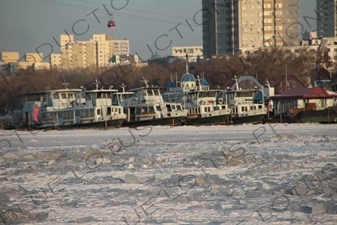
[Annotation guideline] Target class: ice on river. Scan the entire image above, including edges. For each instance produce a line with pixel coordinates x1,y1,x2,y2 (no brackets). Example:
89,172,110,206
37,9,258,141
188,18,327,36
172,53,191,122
0,123,337,224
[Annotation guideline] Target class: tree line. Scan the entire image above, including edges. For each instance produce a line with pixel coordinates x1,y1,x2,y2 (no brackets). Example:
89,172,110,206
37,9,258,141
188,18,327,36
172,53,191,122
0,47,336,115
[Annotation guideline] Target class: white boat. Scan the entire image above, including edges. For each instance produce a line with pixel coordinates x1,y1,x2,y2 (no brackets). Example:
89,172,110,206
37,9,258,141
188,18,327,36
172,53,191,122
218,76,268,124
163,73,231,126
9,82,126,130
162,54,231,126
113,80,188,127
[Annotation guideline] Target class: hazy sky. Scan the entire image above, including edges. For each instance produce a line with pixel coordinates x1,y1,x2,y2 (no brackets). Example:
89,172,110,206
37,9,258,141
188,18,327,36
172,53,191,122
0,0,317,62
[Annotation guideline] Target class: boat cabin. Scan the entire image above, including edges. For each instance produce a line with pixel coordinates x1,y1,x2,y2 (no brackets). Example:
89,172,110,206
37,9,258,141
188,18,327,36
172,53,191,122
127,87,164,105
114,84,187,123
219,88,266,117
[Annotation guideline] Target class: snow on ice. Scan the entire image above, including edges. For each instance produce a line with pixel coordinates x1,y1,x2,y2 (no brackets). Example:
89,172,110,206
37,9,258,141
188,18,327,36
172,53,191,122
0,123,337,224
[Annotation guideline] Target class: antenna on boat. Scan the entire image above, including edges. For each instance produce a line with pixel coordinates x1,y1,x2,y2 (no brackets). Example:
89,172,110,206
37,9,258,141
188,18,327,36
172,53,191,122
232,75,239,90
120,83,127,92
196,75,201,90
265,78,270,88
185,54,189,74
140,76,149,87
93,78,100,90
62,79,69,89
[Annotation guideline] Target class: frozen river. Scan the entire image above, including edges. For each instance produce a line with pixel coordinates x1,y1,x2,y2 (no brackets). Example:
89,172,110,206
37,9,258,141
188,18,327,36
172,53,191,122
0,123,337,224
1,123,337,148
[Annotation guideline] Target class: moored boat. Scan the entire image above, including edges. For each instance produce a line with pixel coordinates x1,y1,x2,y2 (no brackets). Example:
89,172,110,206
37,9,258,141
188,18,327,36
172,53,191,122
163,74,231,126
8,81,126,130
113,80,188,127
162,55,231,126
219,76,268,125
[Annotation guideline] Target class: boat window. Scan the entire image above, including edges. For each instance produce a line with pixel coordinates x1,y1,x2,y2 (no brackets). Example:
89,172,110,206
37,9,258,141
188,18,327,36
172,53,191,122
136,108,141,114
199,91,216,98
229,93,234,99
162,94,170,102
237,92,253,97
254,106,257,110
53,93,60,99
149,106,154,113
241,106,245,112
68,93,74,99
153,89,159,95
258,105,262,109
81,109,94,117
112,95,119,105
166,104,172,112
107,107,111,115
63,111,73,119
142,107,148,113
147,90,153,96
97,109,101,115
61,93,67,99
214,106,219,110
81,110,85,117
96,93,102,98
250,106,254,110
89,109,94,116
118,108,121,114
171,105,176,110
222,106,226,110
156,106,161,111
177,105,181,110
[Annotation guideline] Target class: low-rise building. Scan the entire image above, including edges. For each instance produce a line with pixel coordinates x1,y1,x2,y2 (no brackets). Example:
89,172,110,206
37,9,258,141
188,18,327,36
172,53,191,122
172,46,203,58
0,52,19,63
271,87,337,117
0,52,49,74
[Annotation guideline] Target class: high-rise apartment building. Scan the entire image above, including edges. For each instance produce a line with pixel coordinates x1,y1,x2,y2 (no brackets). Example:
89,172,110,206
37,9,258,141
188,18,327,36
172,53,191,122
263,0,300,46
316,0,336,37
52,34,130,69
202,0,300,58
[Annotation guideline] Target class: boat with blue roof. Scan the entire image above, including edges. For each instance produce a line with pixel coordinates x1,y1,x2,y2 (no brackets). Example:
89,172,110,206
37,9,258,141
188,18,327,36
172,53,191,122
219,76,268,124
162,59,231,126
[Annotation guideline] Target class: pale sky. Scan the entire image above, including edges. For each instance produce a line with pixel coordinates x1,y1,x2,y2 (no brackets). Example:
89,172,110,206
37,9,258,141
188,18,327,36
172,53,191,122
0,0,317,62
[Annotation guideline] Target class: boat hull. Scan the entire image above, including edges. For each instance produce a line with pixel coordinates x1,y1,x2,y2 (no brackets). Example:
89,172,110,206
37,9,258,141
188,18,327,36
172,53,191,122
184,114,230,126
302,116,337,123
7,118,125,130
231,114,266,125
122,116,185,127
